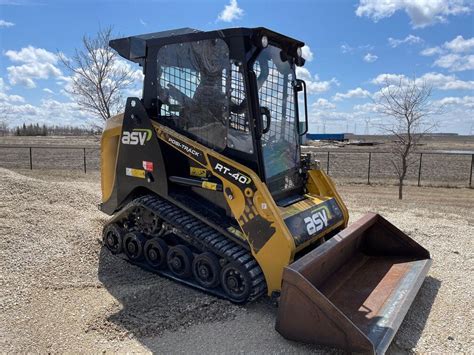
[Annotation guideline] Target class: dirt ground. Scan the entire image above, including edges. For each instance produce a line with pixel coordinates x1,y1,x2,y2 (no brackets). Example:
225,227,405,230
1,168,473,354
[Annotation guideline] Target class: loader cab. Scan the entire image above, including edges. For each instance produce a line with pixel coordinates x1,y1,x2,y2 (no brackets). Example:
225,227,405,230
110,27,308,202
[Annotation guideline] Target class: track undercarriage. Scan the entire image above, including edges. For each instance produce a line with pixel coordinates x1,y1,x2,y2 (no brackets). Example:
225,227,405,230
102,194,266,303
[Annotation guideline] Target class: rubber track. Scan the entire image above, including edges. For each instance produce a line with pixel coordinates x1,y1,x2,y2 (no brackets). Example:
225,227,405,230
109,194,267,302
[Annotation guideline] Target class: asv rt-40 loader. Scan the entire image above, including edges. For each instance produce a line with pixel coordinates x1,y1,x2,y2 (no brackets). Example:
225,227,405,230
100,27,431,354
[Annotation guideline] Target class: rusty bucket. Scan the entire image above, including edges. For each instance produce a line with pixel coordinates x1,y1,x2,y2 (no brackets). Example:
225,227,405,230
276,213,431,354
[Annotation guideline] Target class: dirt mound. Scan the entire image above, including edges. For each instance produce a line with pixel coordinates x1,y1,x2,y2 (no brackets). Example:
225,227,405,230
0,169,238,352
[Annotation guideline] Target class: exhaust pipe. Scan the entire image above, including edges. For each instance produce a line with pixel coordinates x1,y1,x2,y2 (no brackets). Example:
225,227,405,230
276,213,431,354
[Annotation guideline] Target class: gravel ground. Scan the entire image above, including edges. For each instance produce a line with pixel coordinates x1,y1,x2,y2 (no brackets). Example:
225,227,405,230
0,168,473,353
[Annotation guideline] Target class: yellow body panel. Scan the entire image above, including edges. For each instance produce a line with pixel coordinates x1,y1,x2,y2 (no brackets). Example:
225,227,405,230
101,113,123,202
306,170,349,227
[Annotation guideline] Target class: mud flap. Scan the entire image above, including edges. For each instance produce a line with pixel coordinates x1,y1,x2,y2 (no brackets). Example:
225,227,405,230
275,213,431,354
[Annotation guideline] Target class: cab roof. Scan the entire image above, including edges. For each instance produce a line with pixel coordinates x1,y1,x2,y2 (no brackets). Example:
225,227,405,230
109,27,305,64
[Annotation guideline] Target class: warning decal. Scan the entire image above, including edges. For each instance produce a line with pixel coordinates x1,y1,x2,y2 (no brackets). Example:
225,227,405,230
126,167,146,179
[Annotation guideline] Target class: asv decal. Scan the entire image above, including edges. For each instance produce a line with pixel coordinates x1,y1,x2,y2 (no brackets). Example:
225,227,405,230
122,129,152,145
214,163,251,185
303,209,329,236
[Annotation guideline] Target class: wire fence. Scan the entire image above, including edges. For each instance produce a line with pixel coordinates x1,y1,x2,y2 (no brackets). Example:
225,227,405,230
0,145,100,173
0,145,472,188
308,150,473,188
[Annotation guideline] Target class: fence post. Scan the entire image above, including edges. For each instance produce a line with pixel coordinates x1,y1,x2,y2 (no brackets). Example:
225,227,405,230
417,153,423,187
29,147,33,170
83,148,87,174
367,152,371,185
470,154,473,188
327,151,330,175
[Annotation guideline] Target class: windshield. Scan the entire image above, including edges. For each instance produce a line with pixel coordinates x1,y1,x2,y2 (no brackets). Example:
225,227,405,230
253,45,301,192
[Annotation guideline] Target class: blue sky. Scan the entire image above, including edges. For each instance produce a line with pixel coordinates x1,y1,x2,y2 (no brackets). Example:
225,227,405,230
1,0,473,133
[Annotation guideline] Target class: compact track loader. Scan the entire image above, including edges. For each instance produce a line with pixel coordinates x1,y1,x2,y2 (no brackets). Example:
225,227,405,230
100,27,431,354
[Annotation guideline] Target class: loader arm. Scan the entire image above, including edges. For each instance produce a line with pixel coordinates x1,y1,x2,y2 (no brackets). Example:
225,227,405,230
153,122,346,294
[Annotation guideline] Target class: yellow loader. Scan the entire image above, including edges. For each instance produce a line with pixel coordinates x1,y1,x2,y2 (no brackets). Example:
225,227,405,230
100,27,431,354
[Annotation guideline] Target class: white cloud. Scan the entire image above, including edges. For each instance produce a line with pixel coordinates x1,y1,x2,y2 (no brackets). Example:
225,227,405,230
301,45,314,61
296,67,339,93
363,53,378,62
333,87,371,101
355,0,472,28
420,35,474,71
353,102,380,113
444,35,474,53
434,53,474,71
340,43,353,54
340,43,374,55
434,95,474,108
0,19,15,28
0,77,25,103
5,46,58,64
43,88,54,94
4,46,62,88
1,98,96,128
371,72,474,90
312,98,336,110
388,34,423,48
139,18,147,26
420,46,443,56
217,0,244,22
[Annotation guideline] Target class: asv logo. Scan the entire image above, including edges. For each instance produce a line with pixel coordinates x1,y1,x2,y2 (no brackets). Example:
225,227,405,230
122,129,152,146
303,209,329,236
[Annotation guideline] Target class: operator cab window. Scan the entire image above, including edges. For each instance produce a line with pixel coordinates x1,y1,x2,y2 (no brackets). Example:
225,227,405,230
156,39,252,154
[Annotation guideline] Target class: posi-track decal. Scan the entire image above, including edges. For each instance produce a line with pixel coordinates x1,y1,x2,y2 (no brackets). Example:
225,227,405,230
155,128,207,165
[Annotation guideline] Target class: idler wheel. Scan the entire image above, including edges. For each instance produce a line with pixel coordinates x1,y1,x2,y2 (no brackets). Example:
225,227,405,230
102,223,125,254
192,252,221,288
220,262,252,303
123,232,147,261
167,245,193,278
144,238,168,270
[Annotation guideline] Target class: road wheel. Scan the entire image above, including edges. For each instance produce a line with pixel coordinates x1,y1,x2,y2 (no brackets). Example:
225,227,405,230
220,262,252,303
102,223,124,254
123,232,146,261
144,238,168,270
167,245,193,278
192,252,221,288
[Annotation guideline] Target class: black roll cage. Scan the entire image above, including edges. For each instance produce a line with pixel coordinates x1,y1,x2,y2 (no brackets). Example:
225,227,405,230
110,27,306,197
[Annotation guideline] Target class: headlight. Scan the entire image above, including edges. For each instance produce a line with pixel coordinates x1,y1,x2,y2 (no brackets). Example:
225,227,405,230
297,46,303,58
261,36,268,48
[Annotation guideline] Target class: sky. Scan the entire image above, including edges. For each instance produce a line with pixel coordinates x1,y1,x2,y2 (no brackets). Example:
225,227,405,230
0,0,473,134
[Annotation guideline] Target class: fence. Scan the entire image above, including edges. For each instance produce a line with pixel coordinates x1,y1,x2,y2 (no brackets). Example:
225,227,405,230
308,150,473,188
0,145,100,173
0,145,473,188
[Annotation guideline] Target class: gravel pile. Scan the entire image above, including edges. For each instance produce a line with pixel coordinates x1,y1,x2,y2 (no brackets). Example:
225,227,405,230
0,168,472,353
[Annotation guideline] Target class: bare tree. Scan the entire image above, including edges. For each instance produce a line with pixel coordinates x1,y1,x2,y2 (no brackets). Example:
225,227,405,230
0,104,11,136
373,77,437,199
60,26,137,124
